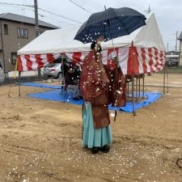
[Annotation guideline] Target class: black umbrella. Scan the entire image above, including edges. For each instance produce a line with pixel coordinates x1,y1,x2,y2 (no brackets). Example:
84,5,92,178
74,7,146,43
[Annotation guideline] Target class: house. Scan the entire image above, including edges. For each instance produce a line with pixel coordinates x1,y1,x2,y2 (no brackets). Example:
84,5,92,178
0,13,57,74
178,31,182,67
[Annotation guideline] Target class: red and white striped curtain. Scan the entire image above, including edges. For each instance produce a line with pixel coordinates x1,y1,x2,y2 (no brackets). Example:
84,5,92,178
17,46,165,75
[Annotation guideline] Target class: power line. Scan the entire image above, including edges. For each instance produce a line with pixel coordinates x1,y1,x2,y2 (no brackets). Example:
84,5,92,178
75,0,103,12
0,1,82,24
0,1,33,8
38,7,82,23
68,0,92,13
89,0,105,9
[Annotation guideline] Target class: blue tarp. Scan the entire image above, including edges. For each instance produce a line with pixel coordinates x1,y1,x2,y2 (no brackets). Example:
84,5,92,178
21,82,61,89
21,82,162,113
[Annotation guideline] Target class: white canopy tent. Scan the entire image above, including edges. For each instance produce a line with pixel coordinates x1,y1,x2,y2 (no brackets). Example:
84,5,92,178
18,13,165,55
17,12,166,76
17,13,166,114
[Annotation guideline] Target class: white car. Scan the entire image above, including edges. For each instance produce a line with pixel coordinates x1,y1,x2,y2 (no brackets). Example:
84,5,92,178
43,63,62,79
0,67,5,83
43,62,81,79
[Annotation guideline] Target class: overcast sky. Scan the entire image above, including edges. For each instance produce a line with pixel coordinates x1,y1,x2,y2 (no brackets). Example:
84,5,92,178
0,0,181,51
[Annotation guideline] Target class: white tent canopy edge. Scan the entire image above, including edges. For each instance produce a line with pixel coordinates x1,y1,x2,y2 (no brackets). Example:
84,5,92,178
17,13,165,55
17,13,166,75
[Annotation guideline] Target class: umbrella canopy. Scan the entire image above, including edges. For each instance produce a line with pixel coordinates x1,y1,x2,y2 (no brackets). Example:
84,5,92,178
74,7,146,43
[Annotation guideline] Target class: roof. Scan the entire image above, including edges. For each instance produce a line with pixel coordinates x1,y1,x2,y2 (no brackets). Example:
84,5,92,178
0,13,58,29
178,31,182,40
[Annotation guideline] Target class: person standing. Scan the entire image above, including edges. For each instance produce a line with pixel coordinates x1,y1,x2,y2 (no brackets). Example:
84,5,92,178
63,60,82,100
80,35,126,154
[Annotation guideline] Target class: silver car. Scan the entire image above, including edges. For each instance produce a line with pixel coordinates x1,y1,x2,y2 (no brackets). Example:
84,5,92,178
43,63,62,79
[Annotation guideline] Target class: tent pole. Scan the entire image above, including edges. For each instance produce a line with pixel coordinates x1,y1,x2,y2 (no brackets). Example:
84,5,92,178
132,75,135,115
136,76,137,99
142,74,145,98
139,75,141,98
131,42,136,116
163,65,166,95
166,65,169,93
137,76,139,100
8,76,13,97
18,71,21,97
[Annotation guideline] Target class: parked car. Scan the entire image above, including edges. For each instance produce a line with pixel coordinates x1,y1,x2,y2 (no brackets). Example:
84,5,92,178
43,63,62,79
166,60,178,67
43,61,81,79
0,67,5,83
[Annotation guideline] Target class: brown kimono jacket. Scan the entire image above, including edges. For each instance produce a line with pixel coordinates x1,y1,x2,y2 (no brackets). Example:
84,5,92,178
80,49,126,129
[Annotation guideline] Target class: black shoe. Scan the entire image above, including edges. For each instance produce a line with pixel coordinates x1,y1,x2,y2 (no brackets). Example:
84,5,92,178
73,97,80,100
91,147,99,154
100,145,110,153
79,96,83,99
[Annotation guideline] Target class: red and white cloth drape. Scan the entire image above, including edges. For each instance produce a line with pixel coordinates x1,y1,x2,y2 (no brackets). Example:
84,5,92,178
17,46,165,76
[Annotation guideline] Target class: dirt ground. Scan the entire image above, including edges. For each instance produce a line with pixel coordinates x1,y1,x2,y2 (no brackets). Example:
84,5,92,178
0,73,182,182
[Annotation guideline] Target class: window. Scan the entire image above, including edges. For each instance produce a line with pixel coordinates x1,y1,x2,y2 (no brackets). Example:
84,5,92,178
21,29,24,38
17,28,28,39
24,29,28,39
17,27,21,38
11,52,17,65
4,24,8,35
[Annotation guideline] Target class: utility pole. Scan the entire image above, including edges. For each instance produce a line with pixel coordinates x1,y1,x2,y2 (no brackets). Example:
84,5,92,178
145,5,151,14
34,0,41,79
34,0,39,37
148,5,151,13
175,31,178,52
